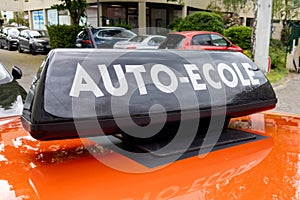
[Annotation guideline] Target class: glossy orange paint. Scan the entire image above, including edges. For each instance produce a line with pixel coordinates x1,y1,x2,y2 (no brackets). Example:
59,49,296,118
1,112,300,200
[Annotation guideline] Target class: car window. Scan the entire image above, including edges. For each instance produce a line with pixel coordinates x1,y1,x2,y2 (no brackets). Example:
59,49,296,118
29,31,41,38
8,28,20,36
28,30,48,38
38,30,48,37
23,31,30,38
77,29,92,40
191,34,212,45
98,29,135,38
20,30,25,37
158,34,185,49
98,30,122,37
121,30,136,38
211,34,228,46
148,37,165,46
3,28,9,35
77,31,85,39
129,36,147,42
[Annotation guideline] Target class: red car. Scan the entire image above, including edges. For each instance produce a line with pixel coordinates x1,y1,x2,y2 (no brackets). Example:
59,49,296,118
159,31,243,53
2,49,295,200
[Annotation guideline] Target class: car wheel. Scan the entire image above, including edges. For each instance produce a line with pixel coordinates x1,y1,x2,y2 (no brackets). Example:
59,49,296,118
0,42,3,49
7,42,12,51
18,44,23,53
30,46,36,55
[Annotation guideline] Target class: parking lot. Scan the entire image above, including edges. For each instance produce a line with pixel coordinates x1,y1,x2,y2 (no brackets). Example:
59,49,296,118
0,48,299,115
0,48,46,90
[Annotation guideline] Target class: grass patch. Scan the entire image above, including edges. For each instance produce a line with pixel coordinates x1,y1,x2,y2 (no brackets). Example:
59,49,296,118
266,67,289,83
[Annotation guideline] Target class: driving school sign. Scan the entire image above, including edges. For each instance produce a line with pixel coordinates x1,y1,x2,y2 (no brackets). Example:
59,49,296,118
22,49,276,141
41,49,275,119
69,62,260,98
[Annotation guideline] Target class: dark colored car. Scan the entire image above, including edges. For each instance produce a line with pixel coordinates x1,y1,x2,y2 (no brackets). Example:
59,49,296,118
0,62,26,117
159,31,243,53
17,29,50,55
75,27,136,48
0,26,28,51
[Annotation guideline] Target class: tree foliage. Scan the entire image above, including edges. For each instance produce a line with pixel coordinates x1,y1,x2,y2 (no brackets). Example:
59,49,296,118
175,11,224,33
51,0,87,25
224,26,252,49
207,0,300,22
47,25,82,48
207,0,249,12
273,0,300,24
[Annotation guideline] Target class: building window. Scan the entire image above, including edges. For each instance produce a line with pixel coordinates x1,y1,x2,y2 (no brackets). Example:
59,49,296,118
246,18,253,27
32,10,45,30
47,9,58,25
58,10,70,25
86,5,98,27
107,5,127,26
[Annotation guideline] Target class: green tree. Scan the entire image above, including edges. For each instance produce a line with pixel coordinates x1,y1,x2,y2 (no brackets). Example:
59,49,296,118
207,0,248,12
273,0,300,24
13,12,29,27
13,0,87,25
51,0,87,25
224,26,252,49
175,11,225,34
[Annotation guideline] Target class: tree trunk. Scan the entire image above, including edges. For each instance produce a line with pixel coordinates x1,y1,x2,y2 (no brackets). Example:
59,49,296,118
251,0,259,59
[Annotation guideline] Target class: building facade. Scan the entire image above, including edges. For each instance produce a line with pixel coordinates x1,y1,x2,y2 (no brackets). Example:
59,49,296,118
19,0,209,32
16,0,256,34
1,0,291,39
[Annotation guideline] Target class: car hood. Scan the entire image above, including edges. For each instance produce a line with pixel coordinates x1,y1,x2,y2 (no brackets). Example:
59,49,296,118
32,37,49,43
1,112,300,199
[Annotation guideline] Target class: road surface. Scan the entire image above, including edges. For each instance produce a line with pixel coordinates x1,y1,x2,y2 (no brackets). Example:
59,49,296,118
0,48,46,91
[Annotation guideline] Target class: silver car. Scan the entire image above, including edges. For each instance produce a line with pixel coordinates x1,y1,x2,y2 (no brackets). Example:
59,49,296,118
113,35,166,49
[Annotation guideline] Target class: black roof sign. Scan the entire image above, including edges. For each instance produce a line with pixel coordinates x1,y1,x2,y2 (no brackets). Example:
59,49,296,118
21,49,276,140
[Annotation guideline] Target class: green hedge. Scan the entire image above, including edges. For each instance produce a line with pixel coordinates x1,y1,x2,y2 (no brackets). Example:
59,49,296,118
224,26,252,50
47,25,83,49
269,39,286,69
176,11,224,34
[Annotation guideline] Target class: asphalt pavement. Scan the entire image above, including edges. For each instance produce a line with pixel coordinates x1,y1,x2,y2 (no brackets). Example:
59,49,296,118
0,48,299,115
271,73,300,114
0,48,46,91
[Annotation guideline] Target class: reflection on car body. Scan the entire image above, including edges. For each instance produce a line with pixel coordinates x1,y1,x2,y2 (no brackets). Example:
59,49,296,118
2,112,300,199
0,63,26,118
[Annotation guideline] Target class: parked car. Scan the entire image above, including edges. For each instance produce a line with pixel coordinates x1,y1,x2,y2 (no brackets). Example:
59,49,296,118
75,27,136,48
158,31,243,53
17,29,50,55
113,35,166,49
0,26,28,51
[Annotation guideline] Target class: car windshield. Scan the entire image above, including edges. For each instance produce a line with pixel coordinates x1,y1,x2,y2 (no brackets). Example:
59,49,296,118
158,34,185,49
129,35,147,42
98,29,135,38
29,30,48,38
0,63,12,84
8,28,20,36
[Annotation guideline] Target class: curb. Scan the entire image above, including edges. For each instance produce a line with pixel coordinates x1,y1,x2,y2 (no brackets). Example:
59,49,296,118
271,72,295,89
